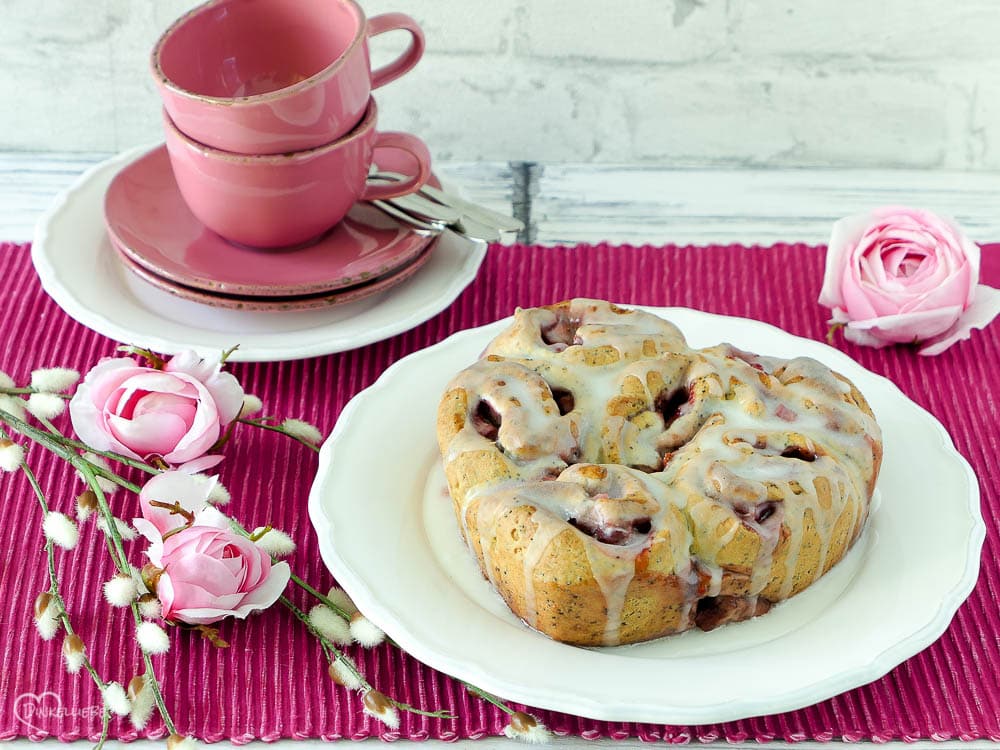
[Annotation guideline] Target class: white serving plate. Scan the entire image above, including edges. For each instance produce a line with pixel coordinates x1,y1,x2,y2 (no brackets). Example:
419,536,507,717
308,307,984,724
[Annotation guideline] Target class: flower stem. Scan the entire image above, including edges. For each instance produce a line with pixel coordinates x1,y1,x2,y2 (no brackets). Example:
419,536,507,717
41,426,156,475
462,683,516,715
94,707,111,750
0,408,147,494
0,386,72,399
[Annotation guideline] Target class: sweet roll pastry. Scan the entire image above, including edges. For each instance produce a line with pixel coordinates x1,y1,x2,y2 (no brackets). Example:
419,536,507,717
436,299,882,646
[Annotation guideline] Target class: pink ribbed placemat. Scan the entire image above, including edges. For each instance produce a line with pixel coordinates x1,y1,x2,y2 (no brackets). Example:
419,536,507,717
1,240,998,743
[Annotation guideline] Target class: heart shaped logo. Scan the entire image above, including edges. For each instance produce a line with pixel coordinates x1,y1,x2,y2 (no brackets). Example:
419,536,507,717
13,691,63,733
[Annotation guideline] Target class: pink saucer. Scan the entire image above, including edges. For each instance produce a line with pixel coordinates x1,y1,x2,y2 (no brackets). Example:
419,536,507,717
104,145,436,297
112,240,434,312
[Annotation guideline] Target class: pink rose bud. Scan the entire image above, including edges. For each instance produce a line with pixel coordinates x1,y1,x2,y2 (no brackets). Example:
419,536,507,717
68,351,244,464
144,516,290,625
819,206,1000,355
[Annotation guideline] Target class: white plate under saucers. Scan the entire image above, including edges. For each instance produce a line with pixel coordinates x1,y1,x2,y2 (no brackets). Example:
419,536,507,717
308,307,984,725
31,145,487,362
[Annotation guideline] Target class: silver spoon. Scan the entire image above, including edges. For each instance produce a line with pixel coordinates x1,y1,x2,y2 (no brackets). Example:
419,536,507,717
370,169,525,234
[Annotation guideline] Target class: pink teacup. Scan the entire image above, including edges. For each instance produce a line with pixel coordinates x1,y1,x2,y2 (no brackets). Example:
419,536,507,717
163,99,431,249
152,0,424,154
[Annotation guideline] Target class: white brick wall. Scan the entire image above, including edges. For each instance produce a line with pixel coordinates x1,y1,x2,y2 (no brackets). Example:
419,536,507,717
2,0,999,167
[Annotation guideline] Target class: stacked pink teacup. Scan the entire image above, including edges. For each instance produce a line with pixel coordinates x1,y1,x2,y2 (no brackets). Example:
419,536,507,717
151,0,431,249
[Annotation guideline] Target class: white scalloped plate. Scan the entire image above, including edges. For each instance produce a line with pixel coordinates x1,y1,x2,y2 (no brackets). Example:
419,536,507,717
30,145,487,362
308,308,984,724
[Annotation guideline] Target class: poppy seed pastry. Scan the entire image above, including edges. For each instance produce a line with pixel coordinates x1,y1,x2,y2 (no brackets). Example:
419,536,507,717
436,300,883,647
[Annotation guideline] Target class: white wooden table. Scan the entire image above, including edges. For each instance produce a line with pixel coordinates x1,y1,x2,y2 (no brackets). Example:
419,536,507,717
5,152,1000,247
1,151,997,750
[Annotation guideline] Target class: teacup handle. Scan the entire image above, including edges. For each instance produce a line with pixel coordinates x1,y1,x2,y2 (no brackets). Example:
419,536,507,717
367,13,425,89
362,132,432,201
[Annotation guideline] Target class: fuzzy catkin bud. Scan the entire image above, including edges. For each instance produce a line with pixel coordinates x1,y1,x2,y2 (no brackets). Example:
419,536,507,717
30,367,80,393
43,511,79,549
503,712,551,744
207,481,230,505
26,392,66,419
328,659,362,690
33,592,59,640
326,587,358,616
252,527,296,557
349,613,385,648
62,634,85,674
308,604,352,645
103,681,131,716
34,591,54,619
104,574,139,607
167,735,199,750
138,593,162,620
0,438,25,472
136,621,170,654
96,515,137,541
279,418,324,445
239,394,263,418
128,674,155,730
362,690,400,730
0,394,27,421
76,490,98,522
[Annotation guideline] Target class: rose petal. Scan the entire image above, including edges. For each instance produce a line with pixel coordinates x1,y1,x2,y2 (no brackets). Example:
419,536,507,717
203,371,245,426
164,352,244,425
68,361,146,457
168,607,237,625
819,212,878,308
231,561,290,613
190,506,231,530
177,456,225,473
139,471,215,535
83,360,147,411
164,351,218,383
919,284,1000,355
896,261,974,315
108,411,190,457
167,554,240,599
161,377,223,463
842,325,893,348
157,572,176,616
846,305,964,344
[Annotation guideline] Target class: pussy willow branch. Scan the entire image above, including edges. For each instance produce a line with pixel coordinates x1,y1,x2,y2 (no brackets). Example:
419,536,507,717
0,408,177,736
3,401,517,722
0,386,71,399
2,428,114,750
62,448,178,737
237,417,322,453
279,596,454,720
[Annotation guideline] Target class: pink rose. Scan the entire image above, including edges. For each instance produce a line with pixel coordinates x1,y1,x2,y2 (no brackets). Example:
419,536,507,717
69,351,244,464
139,508,289,625
819,206,1000,355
